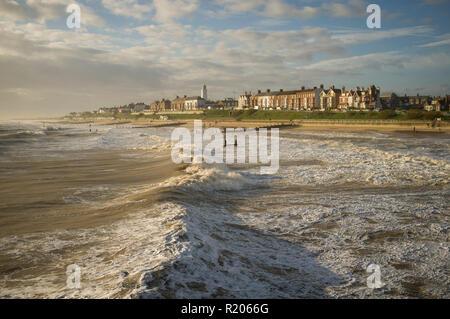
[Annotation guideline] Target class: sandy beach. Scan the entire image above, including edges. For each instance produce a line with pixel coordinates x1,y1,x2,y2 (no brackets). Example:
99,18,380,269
48,117,450,136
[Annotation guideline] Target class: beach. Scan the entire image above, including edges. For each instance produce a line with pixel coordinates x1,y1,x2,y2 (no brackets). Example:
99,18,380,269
48,117,450,135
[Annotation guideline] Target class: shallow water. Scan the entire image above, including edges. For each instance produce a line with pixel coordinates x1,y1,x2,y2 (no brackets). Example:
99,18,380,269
0,121,448,298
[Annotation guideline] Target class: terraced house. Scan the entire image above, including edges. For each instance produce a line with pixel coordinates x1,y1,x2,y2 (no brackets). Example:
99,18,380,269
242,85,324,110
320,86,342,109
338,85,381,110
171,96,187,111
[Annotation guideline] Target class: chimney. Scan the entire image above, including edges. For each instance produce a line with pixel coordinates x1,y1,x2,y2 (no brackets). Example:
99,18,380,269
320,84,324,89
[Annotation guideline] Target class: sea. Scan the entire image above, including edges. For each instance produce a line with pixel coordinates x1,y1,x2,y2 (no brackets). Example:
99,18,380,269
0,120,448,298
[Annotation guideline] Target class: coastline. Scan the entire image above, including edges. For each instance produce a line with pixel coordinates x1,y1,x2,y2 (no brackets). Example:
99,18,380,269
46,117,450,136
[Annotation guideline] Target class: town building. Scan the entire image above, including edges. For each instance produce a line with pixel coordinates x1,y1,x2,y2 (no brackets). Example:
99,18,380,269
159,99,171,111
247,86,324,110
320,86,342,110
216,98,238,109
397,94,432,109
201,85,208,100
171,96,187,111
408,94,432,107
238,91,252,109
338,86,380,110
296,86,324,110
132,103,147,113
380,92,398,109
149,101,160,111
339,87,354,110
118,106,131,113
185,96,206,110
425,97,447,112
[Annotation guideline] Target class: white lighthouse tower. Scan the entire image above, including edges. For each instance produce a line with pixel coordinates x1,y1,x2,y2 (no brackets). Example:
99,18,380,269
201,84,207,100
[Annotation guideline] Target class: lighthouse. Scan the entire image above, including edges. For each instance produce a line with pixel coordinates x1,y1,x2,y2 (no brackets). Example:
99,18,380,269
201,84,207,100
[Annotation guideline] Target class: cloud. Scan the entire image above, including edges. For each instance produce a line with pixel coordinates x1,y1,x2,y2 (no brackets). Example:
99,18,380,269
332,26,434,45
301,50,450,77
101,0,199,23
215,0,368,19
101,0,153,20
403,52,450,69
419,33,450,47
419,38,450,47
301,51,407,75
261,1,321,19
215,0,266,13
324,0,367,18
153,0,199,23
0,0,29,21
0,0,105,26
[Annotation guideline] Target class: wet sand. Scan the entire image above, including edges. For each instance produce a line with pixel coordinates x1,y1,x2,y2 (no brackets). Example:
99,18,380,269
0,148,182,237
49,118,450,136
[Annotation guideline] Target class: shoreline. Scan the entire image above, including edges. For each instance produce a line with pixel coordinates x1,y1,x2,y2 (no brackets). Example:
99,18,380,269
46,117,450,136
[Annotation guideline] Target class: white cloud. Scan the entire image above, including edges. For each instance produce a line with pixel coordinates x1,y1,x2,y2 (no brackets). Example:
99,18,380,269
153,0,199,23
419,33,450,47
0,0,29,21
261,1,321,19
101,0,153,20
302,51,406,74
332,26,434,45
419,38,450,47
215,0,369,19
301,50,450,77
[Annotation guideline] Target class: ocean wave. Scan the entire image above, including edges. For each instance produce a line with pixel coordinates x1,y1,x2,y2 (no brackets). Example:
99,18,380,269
280,133,450,187
160,164,257,192
0,130,46,139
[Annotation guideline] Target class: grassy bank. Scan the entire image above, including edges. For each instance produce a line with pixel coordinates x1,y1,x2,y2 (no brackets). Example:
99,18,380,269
204,109,449,122
77,109,449,122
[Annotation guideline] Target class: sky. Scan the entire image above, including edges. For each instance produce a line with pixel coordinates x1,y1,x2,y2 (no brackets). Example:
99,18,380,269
0,0,449,119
